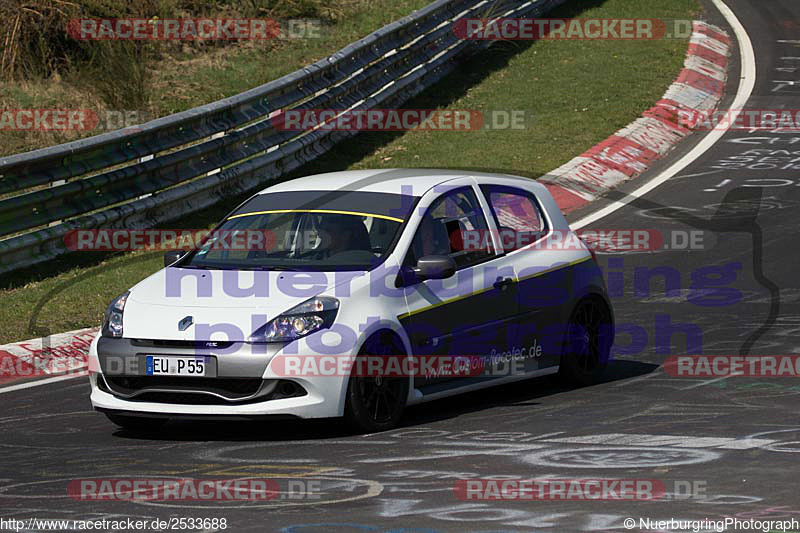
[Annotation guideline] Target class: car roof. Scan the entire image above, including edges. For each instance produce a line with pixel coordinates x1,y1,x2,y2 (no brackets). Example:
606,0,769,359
257,169,543,197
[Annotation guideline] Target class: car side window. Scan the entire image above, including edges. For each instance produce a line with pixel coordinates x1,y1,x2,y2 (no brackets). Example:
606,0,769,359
481,185,548,253
406,187,495,269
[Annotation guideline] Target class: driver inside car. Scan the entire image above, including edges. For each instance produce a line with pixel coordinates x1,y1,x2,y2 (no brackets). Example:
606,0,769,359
316,214,372,258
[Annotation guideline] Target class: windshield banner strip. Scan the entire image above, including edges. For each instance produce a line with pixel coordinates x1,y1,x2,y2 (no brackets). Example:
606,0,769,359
227,209,404,223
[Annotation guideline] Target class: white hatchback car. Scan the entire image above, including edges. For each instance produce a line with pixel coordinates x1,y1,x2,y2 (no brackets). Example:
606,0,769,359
89,169,614,432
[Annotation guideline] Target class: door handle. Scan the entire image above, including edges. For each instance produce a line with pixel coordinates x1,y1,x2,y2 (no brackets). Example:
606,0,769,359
493,277,514,290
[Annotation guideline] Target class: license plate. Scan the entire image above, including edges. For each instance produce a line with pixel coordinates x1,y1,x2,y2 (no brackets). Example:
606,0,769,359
146,356,207,377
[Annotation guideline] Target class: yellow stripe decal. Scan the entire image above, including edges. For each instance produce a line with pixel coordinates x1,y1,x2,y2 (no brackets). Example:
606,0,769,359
228,209,404,223
516,256,592,283
398,256,592,320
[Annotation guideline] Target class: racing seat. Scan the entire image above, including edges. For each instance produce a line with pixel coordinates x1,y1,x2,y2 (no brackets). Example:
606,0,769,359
341,217,371,251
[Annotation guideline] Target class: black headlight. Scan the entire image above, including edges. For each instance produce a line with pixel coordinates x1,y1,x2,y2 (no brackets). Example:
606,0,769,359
102,292,130,338
248,296,339,343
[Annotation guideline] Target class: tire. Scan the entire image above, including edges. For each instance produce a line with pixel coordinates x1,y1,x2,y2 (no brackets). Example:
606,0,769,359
559,297,613,386
105,413,168,432
344,332,409,433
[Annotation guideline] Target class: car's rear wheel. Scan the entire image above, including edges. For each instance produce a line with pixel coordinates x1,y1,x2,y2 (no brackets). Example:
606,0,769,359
105,413,168,432
559,297,613,386
344,332,409,433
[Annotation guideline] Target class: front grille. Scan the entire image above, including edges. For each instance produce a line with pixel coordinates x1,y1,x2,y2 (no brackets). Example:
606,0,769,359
101,376,306,405
130,391,247,405
131,339,235,349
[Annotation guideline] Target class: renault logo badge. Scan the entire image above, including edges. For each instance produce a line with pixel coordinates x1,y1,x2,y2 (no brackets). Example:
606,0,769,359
178,316,194,331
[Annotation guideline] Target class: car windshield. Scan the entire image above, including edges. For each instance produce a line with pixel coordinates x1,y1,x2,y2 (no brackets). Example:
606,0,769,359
182,190,417,271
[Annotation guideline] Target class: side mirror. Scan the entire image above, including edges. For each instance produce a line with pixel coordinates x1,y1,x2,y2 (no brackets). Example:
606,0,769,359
413,255,456,281
164,250,186,267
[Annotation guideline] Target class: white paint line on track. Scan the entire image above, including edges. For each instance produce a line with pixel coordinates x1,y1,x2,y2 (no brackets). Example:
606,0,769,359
681,372,743,390
0,372,85,394
571,0,757,230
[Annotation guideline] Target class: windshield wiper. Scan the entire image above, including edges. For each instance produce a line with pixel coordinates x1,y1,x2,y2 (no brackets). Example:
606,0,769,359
258,266,304,271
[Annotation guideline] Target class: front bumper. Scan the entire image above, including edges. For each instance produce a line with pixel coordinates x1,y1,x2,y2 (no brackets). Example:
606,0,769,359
89,335,349,419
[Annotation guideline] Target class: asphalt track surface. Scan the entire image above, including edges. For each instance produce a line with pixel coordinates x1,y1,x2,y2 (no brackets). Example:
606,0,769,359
2,1,800,531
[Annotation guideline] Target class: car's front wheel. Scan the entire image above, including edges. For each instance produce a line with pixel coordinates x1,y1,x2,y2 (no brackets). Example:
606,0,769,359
559,297,613,386
344,332,409,433
105,413,168,433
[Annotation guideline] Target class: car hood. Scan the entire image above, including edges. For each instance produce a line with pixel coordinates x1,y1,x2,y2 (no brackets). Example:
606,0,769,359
123,267,364,341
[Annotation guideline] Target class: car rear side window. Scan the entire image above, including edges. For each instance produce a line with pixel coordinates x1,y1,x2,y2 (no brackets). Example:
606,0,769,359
481,185,548,253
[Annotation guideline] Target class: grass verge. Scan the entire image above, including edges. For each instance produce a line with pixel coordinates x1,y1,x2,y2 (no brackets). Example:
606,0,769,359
0,0,701,344
0,0,431,157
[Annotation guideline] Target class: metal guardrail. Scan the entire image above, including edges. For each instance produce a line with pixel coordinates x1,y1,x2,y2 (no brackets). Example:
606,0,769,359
0,0,565,276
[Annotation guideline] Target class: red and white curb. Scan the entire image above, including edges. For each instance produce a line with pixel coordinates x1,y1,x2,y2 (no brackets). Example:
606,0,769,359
540,21,732,213
0,327,97,386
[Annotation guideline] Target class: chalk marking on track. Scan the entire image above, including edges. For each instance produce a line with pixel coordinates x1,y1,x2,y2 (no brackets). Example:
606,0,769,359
682,372,744,390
